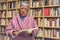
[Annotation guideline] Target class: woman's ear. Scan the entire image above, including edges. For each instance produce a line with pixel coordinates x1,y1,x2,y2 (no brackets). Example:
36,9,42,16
19,9,21,13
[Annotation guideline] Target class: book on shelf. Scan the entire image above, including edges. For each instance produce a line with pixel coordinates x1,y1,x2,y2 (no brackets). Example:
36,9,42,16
37,9,43,16
34,18,38,26
8,19,12,24
30,9,43,17
8,2,16,9
37,28,43,37
44,0,60,6
44,18,60,27
1,19,6,25
57,7,60,16
30,0,43,7
44,7,60,16
38,18,43,27
44,8,50,16
1,3,6,10
56,18,59,27
36,38,42,40
29,0,32,7
44,0,49,5
0,4,2,10
35,1,40,7
49,0,52,6
40,0,43,6
2,11,6,17
8,10,16,17
32,1,36,7
0,11,6,18
0,0,6,2
8,0,15,1
0,34,4,40
45,29,60,38
38,18,40,27
0,27,5,32
0,11,2,17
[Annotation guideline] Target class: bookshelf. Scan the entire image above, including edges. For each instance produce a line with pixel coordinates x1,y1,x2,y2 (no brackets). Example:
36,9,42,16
0,0,60,40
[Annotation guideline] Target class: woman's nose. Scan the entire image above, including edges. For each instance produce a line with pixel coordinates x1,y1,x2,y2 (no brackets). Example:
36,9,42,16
22,9,25,12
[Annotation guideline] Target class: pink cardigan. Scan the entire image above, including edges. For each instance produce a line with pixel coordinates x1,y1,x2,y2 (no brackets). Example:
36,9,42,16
5,15,38,40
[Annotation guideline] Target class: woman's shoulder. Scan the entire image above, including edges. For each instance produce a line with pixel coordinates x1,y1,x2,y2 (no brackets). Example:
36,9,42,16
28,15,34,20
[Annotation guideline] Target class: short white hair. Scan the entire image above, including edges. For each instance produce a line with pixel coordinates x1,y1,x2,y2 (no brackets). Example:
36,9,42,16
20,1,28,6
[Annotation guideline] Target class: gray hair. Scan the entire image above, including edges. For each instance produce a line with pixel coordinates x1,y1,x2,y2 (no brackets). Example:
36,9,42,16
20,1,28,6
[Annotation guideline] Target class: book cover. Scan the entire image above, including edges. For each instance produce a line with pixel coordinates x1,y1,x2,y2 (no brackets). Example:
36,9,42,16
16,28,38,36
44,8,50,16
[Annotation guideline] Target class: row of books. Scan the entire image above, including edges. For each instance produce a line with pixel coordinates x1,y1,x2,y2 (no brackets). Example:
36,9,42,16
0,34,11,40
0,0,6,2
0,11,6,18
30,7,60,16
8,19,12,24
35,18,60,27
0,10,16,18
35,18,44,27
37,28,43,37
44,18,60,27
0,27,5,32
45,29,60,38
0,3,6,10
30,9,43,16
30,0,43,7
45,39,58,40
0,19,6,25
35,38,59,40
7,0,15,1
30,0,60,7
35,38,42,40
8,10,16,17
37,28,60,38
44,0,60,6
44,7,60,16
0,2,16,10
8,2,16,9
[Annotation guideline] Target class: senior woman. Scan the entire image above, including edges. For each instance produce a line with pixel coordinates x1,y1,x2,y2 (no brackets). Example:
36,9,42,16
5,1,38,40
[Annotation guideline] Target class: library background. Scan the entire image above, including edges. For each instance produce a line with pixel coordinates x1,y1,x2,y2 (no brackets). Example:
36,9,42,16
0,0,60,40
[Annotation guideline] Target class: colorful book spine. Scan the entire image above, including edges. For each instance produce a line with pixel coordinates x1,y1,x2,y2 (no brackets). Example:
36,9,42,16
44,8,50,16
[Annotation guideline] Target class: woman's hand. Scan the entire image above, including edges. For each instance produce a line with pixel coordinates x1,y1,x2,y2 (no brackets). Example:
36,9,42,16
13,31,17,36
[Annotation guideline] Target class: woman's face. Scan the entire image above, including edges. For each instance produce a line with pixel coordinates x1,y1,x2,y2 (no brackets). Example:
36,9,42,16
20,6,28,16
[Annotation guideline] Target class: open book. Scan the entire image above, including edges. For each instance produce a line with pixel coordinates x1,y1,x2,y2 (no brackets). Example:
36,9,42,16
16,28,38,36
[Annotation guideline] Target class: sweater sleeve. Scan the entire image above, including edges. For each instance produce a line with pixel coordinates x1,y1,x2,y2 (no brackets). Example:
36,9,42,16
31,17,38,37
5,19,16,38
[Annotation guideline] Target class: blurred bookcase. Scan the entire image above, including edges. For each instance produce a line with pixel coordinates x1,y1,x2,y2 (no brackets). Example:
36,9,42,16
0,0,60,40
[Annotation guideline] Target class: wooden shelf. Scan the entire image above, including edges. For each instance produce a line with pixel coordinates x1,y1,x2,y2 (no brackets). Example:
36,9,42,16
36,36,60,39
44,26,60,29
30,6,43,9
0,1,6,3
44,5,60,8
36,36,43,38
38,26,43,28
33,16,43,18
0,17,6,19
0,9,6,11
44,16,60,18
7,0,16,2
7,17,12,19
0,32,5,33
44,36,60,39
0,25,6,27
8,8,16,10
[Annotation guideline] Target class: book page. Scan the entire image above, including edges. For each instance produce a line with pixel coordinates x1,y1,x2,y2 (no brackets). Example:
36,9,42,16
16,28,38,36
